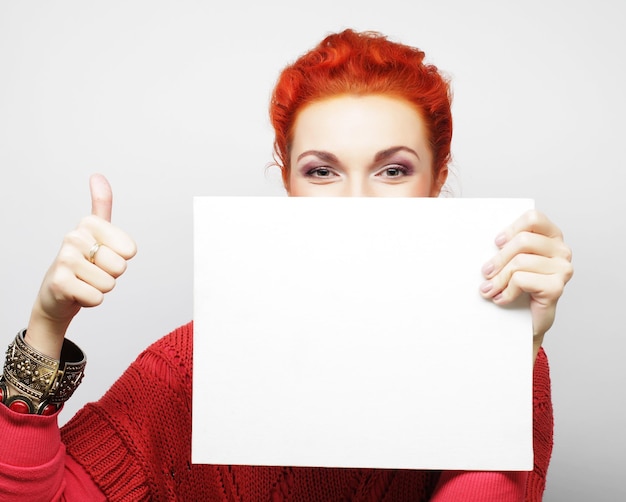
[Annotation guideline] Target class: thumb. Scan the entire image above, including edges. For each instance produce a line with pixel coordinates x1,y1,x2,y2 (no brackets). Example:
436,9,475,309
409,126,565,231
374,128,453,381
90,173,113,222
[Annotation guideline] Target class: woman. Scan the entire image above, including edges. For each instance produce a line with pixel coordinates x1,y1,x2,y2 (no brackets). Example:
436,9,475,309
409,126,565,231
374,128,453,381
0,29,572,501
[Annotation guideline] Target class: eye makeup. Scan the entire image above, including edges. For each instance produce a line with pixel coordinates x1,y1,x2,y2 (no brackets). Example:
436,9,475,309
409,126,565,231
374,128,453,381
374,163,415,178
305,166,338,178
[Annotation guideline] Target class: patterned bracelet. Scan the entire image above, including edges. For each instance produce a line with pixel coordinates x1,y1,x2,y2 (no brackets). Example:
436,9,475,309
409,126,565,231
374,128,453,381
0,330,86,415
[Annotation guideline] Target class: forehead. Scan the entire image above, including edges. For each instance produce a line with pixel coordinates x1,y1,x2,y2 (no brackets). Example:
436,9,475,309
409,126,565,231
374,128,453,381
290,94,429,156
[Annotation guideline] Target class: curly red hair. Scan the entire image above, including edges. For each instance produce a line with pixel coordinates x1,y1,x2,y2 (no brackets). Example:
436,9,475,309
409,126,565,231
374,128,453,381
269,29,453,187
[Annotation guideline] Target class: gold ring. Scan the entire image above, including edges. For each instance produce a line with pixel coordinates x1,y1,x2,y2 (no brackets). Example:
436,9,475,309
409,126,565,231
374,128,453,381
88,242,102,264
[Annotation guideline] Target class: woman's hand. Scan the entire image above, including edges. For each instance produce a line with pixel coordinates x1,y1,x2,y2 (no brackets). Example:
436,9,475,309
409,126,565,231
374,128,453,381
25,174,137,358
479,210,573,362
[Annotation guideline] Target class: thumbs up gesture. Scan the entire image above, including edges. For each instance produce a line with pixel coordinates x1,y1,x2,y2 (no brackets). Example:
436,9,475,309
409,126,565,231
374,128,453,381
25,174,137,358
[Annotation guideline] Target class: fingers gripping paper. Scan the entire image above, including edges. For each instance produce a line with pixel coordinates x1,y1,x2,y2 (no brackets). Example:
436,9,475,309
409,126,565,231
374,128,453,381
192,197,534,470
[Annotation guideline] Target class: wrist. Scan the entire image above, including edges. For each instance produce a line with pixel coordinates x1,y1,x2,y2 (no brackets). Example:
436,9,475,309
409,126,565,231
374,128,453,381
1,329,86,415
26,309,74,359
533,333,545,364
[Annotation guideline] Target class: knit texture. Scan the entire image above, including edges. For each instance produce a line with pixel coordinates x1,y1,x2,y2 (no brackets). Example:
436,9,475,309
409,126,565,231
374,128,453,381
60,322,553,501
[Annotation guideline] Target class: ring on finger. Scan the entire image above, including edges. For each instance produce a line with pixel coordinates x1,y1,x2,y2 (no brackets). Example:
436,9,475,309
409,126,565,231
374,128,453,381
88,242,102,264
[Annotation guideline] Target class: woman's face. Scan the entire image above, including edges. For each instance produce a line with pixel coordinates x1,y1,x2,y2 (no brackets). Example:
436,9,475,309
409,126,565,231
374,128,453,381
287,94,446,197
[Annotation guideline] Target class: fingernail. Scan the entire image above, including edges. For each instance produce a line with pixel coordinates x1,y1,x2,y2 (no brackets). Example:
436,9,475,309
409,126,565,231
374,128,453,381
495,233,507,247
480,281,493,293
482,262,494,276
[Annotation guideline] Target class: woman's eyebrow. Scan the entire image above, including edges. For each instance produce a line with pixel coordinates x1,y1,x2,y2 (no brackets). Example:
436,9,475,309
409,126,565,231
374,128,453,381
296,150,339,163
374,146,420,161
296,146,419,163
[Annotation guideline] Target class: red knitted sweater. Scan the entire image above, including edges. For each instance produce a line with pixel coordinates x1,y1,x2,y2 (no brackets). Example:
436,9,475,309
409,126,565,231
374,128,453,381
54,322,553,501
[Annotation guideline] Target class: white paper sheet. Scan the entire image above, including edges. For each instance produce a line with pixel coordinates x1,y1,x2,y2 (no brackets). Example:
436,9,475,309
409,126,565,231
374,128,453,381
192,197,534,470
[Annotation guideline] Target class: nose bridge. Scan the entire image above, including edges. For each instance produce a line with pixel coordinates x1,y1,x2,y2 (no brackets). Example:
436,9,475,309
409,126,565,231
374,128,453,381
343,174,373,197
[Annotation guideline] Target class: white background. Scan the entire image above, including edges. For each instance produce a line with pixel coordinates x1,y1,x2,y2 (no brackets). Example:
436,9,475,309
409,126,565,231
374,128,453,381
0,1,624,500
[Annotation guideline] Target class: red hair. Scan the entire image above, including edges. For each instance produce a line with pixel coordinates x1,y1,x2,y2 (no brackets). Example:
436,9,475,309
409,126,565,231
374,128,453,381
269,29,453,186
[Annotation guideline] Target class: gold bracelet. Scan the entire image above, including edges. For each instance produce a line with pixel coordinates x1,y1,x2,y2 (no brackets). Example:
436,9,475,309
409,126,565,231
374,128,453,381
1,330,86,415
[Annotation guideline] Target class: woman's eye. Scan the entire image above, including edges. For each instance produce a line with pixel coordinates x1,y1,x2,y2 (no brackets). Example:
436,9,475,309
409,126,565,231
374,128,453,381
378,165,409,178
385,167,403,177
306,167,336,178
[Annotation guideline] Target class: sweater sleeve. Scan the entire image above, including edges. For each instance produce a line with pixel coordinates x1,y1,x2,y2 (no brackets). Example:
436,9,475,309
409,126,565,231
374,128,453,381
0,403,105,501
428,347,554,502
0,405,66,501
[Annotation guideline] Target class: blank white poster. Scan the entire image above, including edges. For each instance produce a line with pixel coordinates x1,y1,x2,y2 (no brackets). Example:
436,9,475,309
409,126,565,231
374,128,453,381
193,197,534,470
